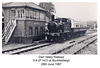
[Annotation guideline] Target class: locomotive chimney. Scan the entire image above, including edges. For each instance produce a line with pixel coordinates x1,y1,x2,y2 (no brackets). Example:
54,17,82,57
51,15,55,21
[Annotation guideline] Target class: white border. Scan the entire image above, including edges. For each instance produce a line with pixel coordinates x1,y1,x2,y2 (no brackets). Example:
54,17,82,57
0,0,100,68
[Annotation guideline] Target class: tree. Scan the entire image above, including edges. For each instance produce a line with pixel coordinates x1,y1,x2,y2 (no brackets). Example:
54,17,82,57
39,2,56,13
39,2,56,21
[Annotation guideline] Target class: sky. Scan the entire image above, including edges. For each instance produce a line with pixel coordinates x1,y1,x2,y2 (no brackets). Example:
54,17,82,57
53,2,97,22
36,2,97,22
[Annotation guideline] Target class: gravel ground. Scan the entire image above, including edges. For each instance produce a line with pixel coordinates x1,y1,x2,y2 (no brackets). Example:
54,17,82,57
77,41,97,54
59,36,97,54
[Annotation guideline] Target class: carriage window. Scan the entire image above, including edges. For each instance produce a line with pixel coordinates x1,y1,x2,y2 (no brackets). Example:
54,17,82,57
76,25,79,28
35,27,38,35
40,27,43,34
29,26,33,35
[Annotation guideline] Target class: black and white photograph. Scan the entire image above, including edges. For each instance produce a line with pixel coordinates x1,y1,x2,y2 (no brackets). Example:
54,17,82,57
1,0,100,68
2,2,97,55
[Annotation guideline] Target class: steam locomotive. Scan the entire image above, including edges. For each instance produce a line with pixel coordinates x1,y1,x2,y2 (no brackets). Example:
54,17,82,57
46,16,87,41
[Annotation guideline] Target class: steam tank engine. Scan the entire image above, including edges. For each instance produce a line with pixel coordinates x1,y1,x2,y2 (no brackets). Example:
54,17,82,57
47,18,72,41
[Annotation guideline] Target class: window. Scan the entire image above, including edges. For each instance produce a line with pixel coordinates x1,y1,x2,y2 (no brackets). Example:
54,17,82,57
21,10,24,18
34,10,36,19
40,27,43,34
40,11,45,21
76,25,79,28
32,10,34,18
18,10,20,18
30,10,33,19
29,26,33,35
26,9,34,19
35,27,38,35
11,10,16,18
36,10,39,20
27,10,29,18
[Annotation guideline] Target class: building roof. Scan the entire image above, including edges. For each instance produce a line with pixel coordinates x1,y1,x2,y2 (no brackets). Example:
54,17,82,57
2,2,47,11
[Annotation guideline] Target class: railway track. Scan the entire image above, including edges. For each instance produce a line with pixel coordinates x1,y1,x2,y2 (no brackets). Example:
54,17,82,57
21,33,97,54
53,34,97,54
2,33,97,55
2,40,50,54
77,40,97,54
2,42,52,55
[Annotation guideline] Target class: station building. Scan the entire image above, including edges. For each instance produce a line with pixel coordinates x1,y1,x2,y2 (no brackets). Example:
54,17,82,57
2,2,49,44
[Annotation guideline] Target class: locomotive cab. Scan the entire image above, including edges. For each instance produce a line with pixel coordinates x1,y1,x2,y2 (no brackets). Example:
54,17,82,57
55,18,72,32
